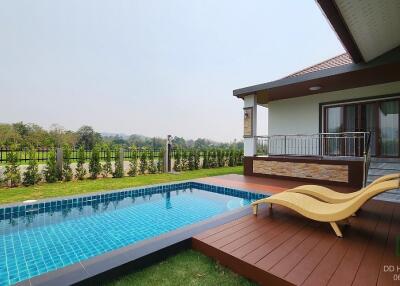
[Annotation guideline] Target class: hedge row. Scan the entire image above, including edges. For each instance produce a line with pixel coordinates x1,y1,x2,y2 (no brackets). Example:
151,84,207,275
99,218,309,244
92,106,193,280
0,146,243,188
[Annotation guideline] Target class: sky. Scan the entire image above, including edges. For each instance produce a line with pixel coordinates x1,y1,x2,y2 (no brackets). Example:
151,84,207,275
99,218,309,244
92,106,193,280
0,0,344,142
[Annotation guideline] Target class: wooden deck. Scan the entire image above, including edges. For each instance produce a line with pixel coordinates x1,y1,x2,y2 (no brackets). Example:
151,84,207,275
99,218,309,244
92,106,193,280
197,174,357,195
193,175,400,286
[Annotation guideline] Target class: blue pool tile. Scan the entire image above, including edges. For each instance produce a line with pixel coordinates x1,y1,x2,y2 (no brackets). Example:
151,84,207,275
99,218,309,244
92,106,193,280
0,182,266,285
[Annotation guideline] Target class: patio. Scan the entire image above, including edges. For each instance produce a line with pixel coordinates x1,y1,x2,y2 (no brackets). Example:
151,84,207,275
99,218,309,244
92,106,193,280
193,174,400,286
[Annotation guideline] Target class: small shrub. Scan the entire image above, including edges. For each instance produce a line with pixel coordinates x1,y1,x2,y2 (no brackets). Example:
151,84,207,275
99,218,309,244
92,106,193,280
181,150,188,171
194,149,200,170
43,149,59,183
173,149,182,172
102,146,113,178
23,148,41,186
209,149,217,168
157,149,164,173
202,150,209,169
4,148,21,187
237,149,244,166
127,147,138,177
139,149,148,174
228,149,235,167
62,145,73,181
113,147,124,178
216,149,223,167
89,144,102,179
148,151,157,174
208,150,214,168
188,149,195,170
75,146,87,180
213,150,218,168
232,150,237,166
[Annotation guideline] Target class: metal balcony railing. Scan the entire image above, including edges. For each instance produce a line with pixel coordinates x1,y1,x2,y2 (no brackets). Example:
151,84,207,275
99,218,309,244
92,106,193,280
255,132,372,186
256,132,371,157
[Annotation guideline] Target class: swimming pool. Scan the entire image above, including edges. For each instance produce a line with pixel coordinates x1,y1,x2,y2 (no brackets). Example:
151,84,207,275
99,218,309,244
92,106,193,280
0,182,265,285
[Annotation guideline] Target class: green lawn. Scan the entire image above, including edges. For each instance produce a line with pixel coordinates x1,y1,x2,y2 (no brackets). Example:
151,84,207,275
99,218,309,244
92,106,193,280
0,166,242,204
103,250,255,286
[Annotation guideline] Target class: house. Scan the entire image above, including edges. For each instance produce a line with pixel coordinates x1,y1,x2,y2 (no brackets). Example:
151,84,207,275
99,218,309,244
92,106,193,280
234,0,400,193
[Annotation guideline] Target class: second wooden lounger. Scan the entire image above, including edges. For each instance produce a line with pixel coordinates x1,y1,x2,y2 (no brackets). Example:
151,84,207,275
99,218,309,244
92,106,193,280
286,173,400,203
251,179,400,237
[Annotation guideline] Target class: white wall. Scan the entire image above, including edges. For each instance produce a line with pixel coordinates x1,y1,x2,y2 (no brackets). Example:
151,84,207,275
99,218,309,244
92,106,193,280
257,105,268,136
268,81,400,136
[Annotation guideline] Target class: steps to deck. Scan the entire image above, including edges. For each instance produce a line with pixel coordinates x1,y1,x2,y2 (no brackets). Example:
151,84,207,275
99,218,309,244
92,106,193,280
369,158,400,202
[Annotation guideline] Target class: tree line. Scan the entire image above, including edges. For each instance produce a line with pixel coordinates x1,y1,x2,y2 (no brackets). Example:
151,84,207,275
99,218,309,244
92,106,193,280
0,122,243,149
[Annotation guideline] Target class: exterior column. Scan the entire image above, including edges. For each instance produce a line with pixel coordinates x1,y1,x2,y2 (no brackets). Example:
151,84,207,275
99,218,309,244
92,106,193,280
243,94,257,156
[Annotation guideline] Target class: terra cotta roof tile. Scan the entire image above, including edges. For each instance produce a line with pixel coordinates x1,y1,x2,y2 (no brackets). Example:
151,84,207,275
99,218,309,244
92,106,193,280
285,53,353,78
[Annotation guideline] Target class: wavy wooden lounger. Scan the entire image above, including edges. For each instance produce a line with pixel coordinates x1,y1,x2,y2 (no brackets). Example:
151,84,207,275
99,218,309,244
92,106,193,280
251,179,400,237
285,173,400,203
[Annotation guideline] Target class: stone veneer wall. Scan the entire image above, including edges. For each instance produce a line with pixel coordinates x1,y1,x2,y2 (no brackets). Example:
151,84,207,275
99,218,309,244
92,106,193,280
253,160,349,183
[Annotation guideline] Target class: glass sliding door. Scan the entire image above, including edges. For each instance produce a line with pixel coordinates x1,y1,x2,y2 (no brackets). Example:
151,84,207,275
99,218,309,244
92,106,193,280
344,105,357,156
323,98,400,158
379,101,399,157
365,103,377,156
324,105,358,156
326,106,342,155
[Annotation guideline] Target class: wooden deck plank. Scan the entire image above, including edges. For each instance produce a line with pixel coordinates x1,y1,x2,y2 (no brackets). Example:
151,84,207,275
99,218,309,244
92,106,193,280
283,230,338,285
268,227,326,278
242,219,308,264
192,237,294,286
349,201,394,286
213,207,293,251
193,214,254,240
201,216,259,244
220,216,289,253
304,202,383,286
326,202,383,286
230,218,296,259
255,223,318,271
210,218,272,249
302,238,350,286
377,204,400,286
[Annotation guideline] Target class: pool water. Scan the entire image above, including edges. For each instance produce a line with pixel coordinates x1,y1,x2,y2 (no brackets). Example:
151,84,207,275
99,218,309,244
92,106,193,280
0,182,265,285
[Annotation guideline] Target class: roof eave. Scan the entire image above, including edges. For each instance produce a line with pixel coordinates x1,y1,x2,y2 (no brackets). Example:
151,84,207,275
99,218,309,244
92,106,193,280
316,0,364,63
233,47,400,100
233,62,357,98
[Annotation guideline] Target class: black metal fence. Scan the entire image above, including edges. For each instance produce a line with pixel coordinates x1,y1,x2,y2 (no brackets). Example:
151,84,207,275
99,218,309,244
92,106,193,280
0,147,240,164
0,147,165,164
0,148,51,163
